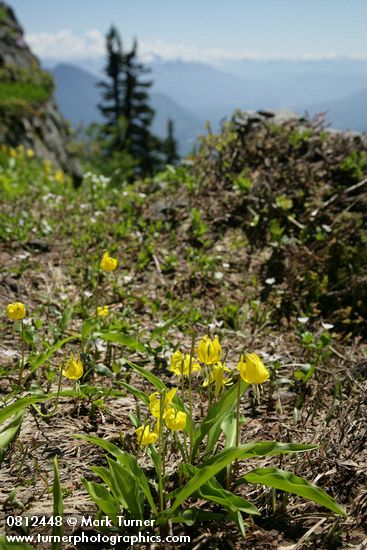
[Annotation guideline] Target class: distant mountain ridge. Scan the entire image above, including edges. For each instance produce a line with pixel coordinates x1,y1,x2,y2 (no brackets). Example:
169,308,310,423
51,63,206,154
50,58,367,156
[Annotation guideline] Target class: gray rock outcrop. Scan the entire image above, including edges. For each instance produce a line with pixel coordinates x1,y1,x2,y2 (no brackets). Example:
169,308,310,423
0,2,83,184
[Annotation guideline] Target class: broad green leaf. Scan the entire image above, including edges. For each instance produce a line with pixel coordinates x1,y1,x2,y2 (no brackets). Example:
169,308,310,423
111,453,156,513
96,332,146,354
117,382,149,405
52,456,63,550
241,468,346,517
74,434,125,458
81,319,96,342
0,395,50,424
199,478,260,516
29,335,80,372
222,410,238,450
107,458,144,518
169,442,317,514
181,463,259,516
75,434,156,512
0,411,23,461
192,380,248,457
125,360,167,391
82,480,120,524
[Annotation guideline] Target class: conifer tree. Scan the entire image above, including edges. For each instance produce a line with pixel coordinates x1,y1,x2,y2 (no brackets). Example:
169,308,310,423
98,27,162,177
97,26,124,129
164,118,179,165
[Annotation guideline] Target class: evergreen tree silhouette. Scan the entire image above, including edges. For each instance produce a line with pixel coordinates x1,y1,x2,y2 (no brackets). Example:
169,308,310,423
98,27,162,176
164,118,179,165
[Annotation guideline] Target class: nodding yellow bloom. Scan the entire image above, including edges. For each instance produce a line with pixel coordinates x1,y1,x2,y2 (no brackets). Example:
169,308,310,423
149,388,177,418
237,353,270,384
164,407,187,431
197,335,222,365
6,302,26,321
26,148,34,158
9,147,17,158
135,425,158,446
170,350,201,376
54,170,65,183
97,305,109,317
100,251,118,272
203,362,232,397
63,354,84,380
43,159,52,174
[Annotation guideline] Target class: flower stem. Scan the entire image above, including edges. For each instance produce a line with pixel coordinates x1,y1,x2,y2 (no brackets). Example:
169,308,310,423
188,336,195,462
18,320,25,386
158,396,165,515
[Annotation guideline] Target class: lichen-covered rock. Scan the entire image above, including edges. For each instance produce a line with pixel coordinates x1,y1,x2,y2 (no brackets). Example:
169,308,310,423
0,1,83,185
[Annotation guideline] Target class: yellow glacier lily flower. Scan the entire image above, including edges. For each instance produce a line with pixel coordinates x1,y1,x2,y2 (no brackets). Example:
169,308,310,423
197,335,222,365
149,388,177,418
135,425,158,446
164,407,187,431
237,353,270,384
170,350,201,376
100,251,118,272
63,354,84,380
203,362,232,397
54,170,65,183
6,302,26,321
97,305,109,317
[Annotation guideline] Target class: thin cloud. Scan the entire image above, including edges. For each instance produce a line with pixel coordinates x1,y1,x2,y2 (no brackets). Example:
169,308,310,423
26,29,367,62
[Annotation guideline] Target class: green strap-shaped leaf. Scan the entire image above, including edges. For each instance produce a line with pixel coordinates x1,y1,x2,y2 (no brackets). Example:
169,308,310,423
52,456,63,550
0,395,50,424
82,480,120,524
192,380,248,457
107,458,144,518
241,468,346,517
117,381,149,405
96,332,147,354
0,411,23,460
199,478,260,515
76,434,156,513
125,360,167,391
169,442,317,515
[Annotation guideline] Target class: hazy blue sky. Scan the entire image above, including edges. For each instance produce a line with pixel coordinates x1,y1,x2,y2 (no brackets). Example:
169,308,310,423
7,0,367,62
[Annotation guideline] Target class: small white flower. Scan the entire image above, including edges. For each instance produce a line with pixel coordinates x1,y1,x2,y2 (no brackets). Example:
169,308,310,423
214,272,224,280
265,277,276,285
297,317,309,324
321,322,334,330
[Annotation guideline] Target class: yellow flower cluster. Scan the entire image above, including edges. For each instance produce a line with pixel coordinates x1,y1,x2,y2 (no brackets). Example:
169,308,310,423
169,335,270,397
0,145,34,159
135,387,187,446
97,305,109,317
170,350,201,376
